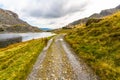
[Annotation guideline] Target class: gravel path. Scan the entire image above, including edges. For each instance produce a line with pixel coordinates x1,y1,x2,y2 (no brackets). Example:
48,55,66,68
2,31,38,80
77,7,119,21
27,35,98,80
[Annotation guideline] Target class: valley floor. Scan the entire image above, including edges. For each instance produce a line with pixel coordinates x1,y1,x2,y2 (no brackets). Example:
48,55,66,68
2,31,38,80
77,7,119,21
27,35,98,80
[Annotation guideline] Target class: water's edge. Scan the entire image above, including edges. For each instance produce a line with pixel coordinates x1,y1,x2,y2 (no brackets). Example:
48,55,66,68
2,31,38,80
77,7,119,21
0,32,55,48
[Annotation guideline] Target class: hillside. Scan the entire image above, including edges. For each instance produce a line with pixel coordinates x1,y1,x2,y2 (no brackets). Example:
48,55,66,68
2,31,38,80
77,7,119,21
0,38,48,80
65,11,120,80
0,8,41,32
66,5,120,28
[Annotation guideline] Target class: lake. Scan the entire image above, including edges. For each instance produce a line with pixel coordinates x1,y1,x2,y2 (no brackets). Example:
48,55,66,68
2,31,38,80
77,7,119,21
0,32,55,41
0,32,55,48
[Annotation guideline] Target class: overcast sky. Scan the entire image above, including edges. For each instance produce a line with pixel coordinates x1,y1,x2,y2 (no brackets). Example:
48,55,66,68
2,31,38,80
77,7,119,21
0,0,120,29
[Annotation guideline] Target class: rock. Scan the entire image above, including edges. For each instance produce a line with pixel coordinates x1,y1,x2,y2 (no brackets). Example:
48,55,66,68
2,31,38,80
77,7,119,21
51,74,55,77
0,8,41,32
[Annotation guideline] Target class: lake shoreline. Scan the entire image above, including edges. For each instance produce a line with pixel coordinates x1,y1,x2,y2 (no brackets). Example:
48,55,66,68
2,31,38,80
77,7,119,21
0,32,55,48
0,37,22,48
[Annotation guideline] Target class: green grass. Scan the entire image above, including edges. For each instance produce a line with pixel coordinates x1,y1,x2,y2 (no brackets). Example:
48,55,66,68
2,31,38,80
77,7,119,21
52,28,72,34
0,38,49,80
65,11,120,80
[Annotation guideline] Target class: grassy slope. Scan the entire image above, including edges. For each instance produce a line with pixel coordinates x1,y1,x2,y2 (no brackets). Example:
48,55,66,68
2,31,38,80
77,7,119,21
0,38,48,80
65,11,120,80
52,28,73,34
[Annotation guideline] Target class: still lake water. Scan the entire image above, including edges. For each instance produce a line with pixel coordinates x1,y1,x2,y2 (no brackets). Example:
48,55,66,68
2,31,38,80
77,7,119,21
0,32,55,42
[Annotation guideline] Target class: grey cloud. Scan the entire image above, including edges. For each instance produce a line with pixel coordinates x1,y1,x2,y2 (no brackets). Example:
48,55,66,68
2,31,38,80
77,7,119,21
48,21,56,25
24,0,88,19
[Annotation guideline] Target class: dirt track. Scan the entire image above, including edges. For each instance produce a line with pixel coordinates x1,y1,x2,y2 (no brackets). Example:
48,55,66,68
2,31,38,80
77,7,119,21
27,35,98,80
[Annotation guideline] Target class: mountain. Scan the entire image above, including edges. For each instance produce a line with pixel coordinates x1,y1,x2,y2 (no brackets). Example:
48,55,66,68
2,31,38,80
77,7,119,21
66,5,120,28
0,8,41,32
40,28,52,31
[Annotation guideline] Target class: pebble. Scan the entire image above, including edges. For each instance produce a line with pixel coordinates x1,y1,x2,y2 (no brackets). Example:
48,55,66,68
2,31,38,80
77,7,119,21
61,77,65,80
51,74,55,77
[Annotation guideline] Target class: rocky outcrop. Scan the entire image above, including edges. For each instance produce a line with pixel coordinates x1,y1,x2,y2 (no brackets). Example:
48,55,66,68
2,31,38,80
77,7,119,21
0,8,41,32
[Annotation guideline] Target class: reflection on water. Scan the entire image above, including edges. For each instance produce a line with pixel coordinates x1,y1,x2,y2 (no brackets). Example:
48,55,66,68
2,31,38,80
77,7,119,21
0,34,20,40
18,32,55,41
0,32,55,42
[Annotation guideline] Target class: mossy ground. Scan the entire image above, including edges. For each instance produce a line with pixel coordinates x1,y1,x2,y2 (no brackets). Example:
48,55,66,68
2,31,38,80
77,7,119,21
65,11,120,80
